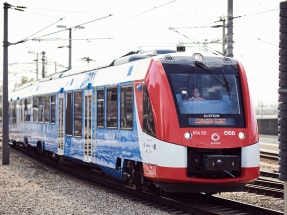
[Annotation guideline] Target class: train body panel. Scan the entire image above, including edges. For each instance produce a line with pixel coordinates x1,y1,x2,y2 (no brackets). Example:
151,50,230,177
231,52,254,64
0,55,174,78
9,51,260,193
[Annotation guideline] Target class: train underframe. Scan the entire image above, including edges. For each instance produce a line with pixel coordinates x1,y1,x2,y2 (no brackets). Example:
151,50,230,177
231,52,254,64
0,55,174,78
11,138,255,195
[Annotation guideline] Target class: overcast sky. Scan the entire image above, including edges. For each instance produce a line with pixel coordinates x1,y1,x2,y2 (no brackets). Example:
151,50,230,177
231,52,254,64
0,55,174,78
0,0,282,107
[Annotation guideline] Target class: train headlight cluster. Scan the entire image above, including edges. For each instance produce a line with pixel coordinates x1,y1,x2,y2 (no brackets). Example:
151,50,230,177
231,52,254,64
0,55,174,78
238,132,246,140
184,132,192,140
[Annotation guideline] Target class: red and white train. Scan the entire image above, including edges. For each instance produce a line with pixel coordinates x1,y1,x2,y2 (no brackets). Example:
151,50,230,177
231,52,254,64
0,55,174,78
9,50,259,193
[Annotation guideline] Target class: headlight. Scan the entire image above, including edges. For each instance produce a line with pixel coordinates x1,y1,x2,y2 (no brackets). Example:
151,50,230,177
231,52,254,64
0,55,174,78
184,132,192,140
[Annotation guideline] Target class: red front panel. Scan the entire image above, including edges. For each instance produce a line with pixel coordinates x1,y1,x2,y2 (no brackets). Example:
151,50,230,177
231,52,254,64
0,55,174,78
142,59,259,149
143,163,259,184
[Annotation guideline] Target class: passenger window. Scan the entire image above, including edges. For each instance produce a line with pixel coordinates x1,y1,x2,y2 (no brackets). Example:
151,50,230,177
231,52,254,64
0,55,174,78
24,99,30,122
33,97,38,122
20,100,24,122
44,95,50,123
66,92,73,135
38,96,44,123
97,89,104,127
107,87,118,128
50,95,55,124
74,91,82,137
120,86,133,129
143,85,156,137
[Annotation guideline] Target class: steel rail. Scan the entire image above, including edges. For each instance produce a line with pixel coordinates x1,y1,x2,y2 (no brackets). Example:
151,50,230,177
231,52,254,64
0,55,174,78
10,144,283,215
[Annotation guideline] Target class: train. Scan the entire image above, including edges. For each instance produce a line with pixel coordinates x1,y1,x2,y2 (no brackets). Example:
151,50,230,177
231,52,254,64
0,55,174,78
8,50,259,194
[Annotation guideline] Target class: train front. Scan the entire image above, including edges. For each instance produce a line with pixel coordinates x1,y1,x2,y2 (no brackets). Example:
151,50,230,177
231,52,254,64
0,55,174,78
135,53,259,193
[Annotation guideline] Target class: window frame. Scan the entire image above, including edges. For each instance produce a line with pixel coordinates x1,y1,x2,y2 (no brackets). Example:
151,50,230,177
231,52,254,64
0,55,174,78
106,87,118,129
97,88,105,128
65,91,73,136
38,96,44,123
50,94,56,124
74,90,82,138
120,85,133,130
33,96,38,122
44,95,50,124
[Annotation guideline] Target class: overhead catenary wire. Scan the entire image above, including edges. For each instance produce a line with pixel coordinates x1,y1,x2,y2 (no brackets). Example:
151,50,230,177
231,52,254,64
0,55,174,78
32,38,112,42
102,0,177,29
168,28,224,56
257,38,278,47
26,7,110,15
10,14,113,46
24,17,65,40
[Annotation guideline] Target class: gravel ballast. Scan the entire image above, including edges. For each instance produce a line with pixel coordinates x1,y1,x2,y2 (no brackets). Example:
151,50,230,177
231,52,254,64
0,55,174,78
0,144,284,214
0,146,169,215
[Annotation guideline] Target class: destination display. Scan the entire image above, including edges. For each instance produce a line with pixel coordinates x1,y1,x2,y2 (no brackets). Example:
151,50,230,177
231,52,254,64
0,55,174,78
188,118,235,126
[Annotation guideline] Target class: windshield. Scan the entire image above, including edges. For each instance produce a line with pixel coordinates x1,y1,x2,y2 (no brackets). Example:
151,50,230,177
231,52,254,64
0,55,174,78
164,63,245,128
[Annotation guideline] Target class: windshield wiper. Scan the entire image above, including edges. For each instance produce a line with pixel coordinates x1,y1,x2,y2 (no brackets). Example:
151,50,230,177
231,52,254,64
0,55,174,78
222,69,231,99
194,61,231,100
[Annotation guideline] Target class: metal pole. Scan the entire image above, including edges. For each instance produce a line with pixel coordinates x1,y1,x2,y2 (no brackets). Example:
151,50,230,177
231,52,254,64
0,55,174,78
36,53,38,80
285,182,287,215
227,0,233,57
46,56,47,76
2,2,10,165
69,28,72,70
279,2,287,214
222,19,226,56
42,51,45,78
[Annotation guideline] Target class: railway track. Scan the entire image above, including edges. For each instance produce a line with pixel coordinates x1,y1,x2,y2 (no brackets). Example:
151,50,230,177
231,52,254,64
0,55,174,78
260,150,278,161
244,170,283,198
10,145,283,215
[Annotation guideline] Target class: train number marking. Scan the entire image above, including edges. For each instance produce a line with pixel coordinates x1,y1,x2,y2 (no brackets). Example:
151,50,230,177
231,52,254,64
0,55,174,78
192,131,207,135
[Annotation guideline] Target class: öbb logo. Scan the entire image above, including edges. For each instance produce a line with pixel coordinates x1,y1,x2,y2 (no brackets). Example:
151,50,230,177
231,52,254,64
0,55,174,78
224,131,235,135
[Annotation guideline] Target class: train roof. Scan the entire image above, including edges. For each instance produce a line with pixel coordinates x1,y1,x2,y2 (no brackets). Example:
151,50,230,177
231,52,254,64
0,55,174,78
10,50,237,97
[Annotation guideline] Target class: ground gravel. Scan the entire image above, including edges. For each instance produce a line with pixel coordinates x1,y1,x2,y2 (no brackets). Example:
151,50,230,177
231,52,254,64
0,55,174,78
0,144,284,214
0,146,170,215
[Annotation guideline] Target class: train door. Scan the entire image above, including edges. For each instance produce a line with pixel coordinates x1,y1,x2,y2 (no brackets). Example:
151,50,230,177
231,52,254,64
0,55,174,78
84,89,92,162
58,93,65,155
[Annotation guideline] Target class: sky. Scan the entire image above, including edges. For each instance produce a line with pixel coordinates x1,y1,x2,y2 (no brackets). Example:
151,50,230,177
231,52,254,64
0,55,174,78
0,0,282,108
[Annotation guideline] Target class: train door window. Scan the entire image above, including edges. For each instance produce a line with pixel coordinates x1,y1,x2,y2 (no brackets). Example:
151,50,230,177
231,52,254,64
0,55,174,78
107,87,118,128
12,101,17,124
66,92,73,135
143,84,156,137
120,85,133,129
38,96,44,123
44,95,50,123
24,99,30,122
74,91,82,137
50,94,55,124
97,89,104,127
20,100,24,122
33,97,38,122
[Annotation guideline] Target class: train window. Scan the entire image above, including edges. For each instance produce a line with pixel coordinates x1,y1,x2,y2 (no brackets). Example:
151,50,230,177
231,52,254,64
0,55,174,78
97,89,104,127
66,92,73,135
50,95,55,124
10,101,16,125
44,95,50,123
120,85,133,129
33,97,38,122
164,63,245,128
38,96,44,123
143,84,156,137
74,91,82,137
24,99,30,122
107,87,118,128
20,100,24,122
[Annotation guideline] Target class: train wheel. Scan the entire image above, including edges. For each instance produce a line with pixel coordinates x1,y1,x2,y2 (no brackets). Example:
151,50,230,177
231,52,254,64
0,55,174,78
153,186,164,196
37,142,43,155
